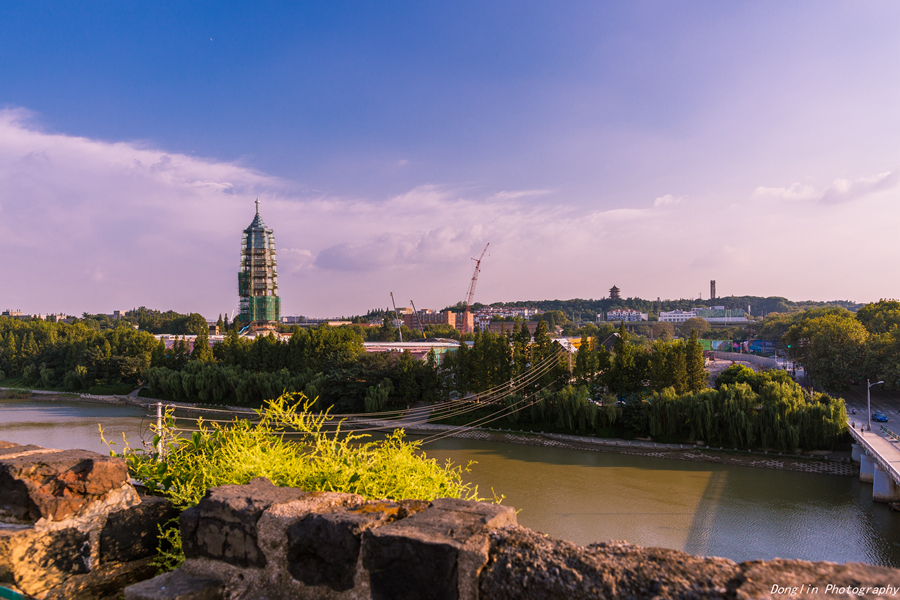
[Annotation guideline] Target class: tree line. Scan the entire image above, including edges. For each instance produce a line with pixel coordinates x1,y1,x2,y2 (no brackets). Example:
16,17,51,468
0,317,157,393
756,300,900,390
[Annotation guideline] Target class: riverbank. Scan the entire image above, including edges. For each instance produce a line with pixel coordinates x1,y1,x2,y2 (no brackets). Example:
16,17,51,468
436,427,858,476
0,386,146,407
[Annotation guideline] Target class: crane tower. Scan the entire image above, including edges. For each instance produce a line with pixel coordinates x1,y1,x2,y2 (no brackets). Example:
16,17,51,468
462,243,489,334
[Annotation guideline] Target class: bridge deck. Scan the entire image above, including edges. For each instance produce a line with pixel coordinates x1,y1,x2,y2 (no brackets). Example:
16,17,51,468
849,422,900,485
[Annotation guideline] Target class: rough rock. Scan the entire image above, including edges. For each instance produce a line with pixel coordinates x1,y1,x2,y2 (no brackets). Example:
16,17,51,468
735,559,900,599
286,499,408,591
363,497,517,600
180,477,308,568
0,526,91,596
0,451,177,600
0,442,129,522
479,527,739,599
124,569,224,600
41,557,158,600
102,494,180,563
479,527,900,600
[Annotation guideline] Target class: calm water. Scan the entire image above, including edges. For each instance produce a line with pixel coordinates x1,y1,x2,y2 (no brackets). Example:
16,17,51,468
2,398,899,567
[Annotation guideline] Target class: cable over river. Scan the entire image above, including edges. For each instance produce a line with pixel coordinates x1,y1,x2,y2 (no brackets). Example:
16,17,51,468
2,396,899,568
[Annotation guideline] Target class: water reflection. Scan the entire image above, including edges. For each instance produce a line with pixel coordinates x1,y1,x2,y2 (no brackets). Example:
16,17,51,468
0,398,149,455
418,436,900,567
2,399,898,567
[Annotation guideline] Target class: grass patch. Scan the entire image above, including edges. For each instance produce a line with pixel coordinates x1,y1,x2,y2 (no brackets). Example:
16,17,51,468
103,392,484,573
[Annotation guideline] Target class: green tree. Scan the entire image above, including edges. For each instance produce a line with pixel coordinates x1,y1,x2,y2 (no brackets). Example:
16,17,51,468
648,339,686,393
857,299,900,335
1,333,18,375
679,317,710,338
684,329,707,392
651,321,674,341
785,313,868,390
191,327,214,363
607,324,647,396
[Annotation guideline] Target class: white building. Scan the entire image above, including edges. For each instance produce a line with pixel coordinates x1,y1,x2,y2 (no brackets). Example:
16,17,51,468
659,307,748,324
695,307,747,323
473,306,538,330
658,309,698,323
602,309,648,322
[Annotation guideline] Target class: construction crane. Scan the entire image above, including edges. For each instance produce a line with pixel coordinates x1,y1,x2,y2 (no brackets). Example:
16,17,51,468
410,300,426,338
462,243,489,334
389,293,403,342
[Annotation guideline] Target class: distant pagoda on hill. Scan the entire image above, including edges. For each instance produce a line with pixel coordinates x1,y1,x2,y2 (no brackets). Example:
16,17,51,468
609,285,621,300
237,199,280,330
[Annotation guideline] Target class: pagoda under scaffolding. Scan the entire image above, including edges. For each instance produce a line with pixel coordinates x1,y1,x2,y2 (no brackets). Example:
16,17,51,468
237,199,281,331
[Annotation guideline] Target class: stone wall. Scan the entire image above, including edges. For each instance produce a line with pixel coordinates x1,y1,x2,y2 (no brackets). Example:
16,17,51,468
0,441,177,600
127,478,900,600
4,441,900,600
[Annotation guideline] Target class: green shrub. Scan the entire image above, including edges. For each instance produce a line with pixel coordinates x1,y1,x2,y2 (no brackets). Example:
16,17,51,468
102,392,480,571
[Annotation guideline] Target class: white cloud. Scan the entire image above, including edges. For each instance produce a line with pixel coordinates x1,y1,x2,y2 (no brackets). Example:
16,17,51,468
752,182,819,202
489,189,554,201
2,108,900,317
753,169,900,204
653,194,681,207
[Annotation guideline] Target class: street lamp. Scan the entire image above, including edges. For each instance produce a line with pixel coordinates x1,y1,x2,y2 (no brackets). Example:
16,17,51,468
868,379,884,432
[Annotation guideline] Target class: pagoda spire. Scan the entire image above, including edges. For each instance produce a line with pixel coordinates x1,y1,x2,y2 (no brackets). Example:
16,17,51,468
255,198,260,215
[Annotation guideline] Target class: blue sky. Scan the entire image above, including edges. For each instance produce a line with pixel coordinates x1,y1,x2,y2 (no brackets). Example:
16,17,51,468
1,2,899,318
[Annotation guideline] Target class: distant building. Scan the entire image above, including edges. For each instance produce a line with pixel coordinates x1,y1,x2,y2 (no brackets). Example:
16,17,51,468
1,309,24,319
609,285,621,300
402,310,473,333
472,306,537,331
710,280,716,300
363,340,461,362
658,309,698,323
696,307,747,323
603,309,648,322
659,307,747,324
237,200,281,329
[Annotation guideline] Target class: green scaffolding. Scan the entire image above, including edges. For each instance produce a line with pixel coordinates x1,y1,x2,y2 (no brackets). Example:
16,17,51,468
239,295,281,325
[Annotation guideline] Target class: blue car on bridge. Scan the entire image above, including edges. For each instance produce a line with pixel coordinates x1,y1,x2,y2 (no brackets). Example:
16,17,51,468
872,412,889,422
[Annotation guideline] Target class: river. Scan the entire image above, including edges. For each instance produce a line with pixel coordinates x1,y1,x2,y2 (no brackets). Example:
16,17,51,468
2,398,899,568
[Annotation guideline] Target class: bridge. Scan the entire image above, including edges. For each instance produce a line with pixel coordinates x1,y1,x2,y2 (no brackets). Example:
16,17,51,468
849,422,900,503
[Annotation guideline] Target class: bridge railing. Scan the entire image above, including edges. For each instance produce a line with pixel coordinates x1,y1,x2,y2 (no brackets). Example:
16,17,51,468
881,425,900,444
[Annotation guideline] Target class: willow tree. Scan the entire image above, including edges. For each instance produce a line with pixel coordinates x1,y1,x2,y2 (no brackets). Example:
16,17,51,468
685,329,707,392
